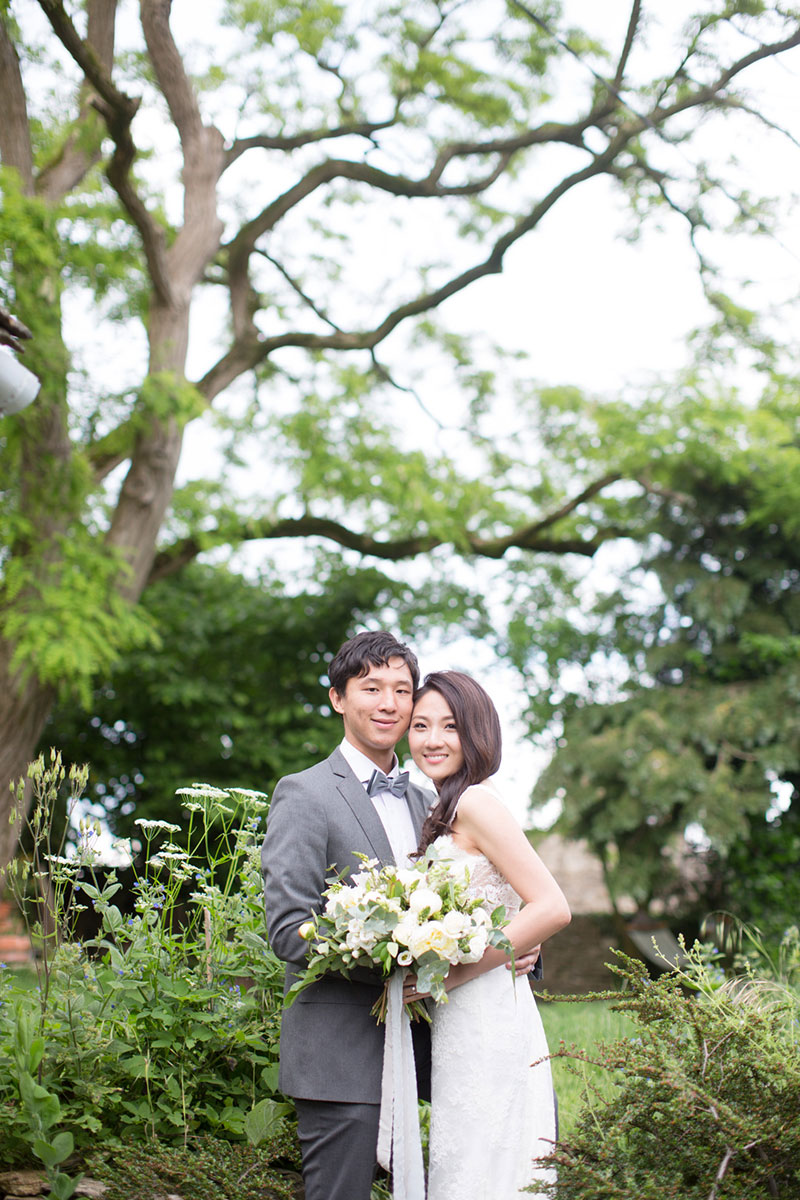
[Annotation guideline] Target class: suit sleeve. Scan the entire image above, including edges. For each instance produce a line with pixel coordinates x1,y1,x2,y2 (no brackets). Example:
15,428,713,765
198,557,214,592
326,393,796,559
261,773,330,964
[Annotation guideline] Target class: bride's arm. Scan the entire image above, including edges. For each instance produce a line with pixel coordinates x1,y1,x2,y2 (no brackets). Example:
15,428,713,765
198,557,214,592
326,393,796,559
406,786,570,999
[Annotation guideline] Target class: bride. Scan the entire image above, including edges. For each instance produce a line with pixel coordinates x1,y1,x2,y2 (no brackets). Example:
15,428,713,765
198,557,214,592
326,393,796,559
403,671,571,1199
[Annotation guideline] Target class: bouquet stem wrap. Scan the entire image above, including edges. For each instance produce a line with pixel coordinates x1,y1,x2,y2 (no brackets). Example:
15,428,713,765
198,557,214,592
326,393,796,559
377,972,425,1200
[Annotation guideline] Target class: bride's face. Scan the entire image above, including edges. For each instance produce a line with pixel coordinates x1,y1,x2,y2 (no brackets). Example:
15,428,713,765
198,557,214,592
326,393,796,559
408,689,464,785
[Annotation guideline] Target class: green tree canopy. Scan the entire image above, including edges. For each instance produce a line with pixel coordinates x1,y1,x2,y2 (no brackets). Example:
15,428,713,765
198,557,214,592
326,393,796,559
1,0,800,866
528,389,800,917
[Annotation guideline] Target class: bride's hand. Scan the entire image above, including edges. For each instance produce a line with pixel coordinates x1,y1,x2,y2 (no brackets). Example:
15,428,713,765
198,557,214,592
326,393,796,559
508,945,541,976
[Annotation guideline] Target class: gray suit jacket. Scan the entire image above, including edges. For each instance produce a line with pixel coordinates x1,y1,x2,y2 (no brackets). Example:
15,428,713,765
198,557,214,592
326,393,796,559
261,747,433,1103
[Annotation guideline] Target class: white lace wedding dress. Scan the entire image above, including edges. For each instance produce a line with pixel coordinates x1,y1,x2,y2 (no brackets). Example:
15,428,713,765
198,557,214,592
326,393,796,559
427,832,558,1200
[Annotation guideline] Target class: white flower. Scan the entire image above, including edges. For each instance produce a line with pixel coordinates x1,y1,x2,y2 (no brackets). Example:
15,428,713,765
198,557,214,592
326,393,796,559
298,921,316,940
461,928,489,962
45,854,78,869
396,868,421,888
397,950,413,966
177,784,230,799
409,888,442,915
227,787,269,803
134,818,182,833
408,920,459,961
442,909,471,937
346,926,377,952
393,918,419,947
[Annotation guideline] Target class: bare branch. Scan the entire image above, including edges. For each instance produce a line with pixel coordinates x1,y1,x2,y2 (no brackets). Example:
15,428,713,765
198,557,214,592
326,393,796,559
714,94,800,152
224,116,400,168
257,250,344,332
198,139,625,402
613,1,642,89
650,26,800,127
139,1,225,291
476,474,623,555
146,475,628,585
38,0,128,114
37,0,119,203
36,0,174,304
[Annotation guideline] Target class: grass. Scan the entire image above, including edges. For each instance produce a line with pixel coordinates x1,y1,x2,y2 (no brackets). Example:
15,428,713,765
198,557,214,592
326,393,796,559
538,996,636,1139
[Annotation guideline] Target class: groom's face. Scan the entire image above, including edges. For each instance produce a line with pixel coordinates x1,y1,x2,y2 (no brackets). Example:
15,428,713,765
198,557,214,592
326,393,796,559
329,656,415,765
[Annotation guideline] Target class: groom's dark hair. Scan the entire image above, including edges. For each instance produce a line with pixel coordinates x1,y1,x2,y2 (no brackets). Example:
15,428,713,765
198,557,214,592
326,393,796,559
328,630,419,695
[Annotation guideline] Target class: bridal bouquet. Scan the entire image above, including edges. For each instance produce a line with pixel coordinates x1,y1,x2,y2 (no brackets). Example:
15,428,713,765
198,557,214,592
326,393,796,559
285,847,513,1016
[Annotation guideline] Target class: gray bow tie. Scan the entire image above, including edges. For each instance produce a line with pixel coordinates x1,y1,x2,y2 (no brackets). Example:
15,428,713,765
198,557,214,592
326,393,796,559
366,769,410,798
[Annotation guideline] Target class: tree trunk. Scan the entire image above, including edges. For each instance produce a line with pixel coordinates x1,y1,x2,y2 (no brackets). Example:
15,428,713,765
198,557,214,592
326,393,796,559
0,639,55,871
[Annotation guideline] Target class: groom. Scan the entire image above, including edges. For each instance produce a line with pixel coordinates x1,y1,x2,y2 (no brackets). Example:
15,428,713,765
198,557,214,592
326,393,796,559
261,630,432,1200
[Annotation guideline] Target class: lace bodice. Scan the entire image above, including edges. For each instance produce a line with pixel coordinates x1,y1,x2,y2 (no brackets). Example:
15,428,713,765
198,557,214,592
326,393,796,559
432,833,522,919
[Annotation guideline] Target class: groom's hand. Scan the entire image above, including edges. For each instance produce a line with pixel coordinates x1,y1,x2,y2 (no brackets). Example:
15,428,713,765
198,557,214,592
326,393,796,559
402,973,428,1003
509,945,541,975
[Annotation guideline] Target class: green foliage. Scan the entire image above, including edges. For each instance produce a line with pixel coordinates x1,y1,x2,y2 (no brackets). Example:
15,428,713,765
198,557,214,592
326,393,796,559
1,535,158,705
539,948,800,1199
716,805,800,945
526,390,800,915
276,389,511,543
87,1131,302,1200
0,757,289,1164
11,1004,81,1199
41,558,493,840
137,372,208,429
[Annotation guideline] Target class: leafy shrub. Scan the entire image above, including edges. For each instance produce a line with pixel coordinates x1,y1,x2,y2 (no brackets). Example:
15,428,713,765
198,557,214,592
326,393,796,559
87,1130,303,1200
0,754,288,1167
539,947,800,1199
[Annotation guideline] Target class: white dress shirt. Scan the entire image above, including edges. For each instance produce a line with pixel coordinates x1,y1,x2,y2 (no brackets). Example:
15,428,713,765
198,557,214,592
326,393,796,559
339,738,419,866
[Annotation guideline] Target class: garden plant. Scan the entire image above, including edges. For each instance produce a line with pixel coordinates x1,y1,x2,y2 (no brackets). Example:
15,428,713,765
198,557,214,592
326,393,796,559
0,753,299,1194
539,940,800,1199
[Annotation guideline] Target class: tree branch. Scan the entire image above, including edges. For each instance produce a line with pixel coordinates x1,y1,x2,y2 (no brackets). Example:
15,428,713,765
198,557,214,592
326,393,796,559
477,473,623,556
613,0,641,90
649,25,800,127
36,0,119,203
140,0,203,147
140,0,225,292
146,479,628,586
0,15,35,192
36,0,173,305
200,136,626,401
224,116,400,168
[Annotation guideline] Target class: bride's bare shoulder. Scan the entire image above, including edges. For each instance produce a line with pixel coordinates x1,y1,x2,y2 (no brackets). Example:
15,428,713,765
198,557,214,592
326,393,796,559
457,781,506,815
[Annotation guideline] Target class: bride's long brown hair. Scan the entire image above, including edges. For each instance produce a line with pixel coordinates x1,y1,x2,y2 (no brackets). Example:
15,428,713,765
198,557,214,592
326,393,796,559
413,671,502,856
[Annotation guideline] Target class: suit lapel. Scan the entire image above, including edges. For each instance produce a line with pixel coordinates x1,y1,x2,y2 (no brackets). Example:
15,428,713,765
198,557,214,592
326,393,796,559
327,747,395,864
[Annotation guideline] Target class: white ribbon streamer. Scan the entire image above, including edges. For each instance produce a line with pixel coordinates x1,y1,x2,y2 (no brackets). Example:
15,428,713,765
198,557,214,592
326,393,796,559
377,971,426,1199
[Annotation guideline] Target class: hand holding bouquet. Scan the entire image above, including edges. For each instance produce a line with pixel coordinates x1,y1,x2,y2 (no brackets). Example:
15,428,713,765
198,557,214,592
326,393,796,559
286,846,513,1017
